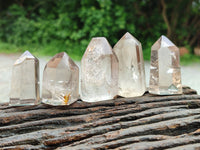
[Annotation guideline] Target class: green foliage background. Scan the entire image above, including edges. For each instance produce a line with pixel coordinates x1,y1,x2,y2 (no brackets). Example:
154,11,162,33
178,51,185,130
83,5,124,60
0,0,199,60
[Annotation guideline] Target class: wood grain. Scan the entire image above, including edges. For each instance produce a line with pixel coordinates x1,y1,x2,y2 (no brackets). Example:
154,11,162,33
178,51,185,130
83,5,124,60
0,86,200,150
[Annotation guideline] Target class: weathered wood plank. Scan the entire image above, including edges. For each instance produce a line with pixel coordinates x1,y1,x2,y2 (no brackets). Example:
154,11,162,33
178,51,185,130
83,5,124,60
0,86,200,149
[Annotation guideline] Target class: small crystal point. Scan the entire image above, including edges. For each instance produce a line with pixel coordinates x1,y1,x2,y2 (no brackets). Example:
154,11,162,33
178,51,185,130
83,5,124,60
81,37,118,102
9,51,40,106
42,52,79,105
113,32,146,97
149,35,182,95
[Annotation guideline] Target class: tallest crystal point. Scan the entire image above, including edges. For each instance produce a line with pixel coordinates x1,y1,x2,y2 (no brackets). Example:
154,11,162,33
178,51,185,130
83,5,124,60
149,35,182,95
9,51,40,106
113,32,146,97
81,37,118,102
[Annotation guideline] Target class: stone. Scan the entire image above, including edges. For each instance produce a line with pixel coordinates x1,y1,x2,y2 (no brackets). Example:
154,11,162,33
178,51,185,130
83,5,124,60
113,32,146,97
194,47,200,56
9,51,40,106
179,47,189,56
149,35,182,95
42,52,79,105
81,37,118,102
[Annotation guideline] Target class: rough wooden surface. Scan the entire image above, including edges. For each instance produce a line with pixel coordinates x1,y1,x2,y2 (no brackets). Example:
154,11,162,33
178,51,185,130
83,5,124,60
0,86,200,150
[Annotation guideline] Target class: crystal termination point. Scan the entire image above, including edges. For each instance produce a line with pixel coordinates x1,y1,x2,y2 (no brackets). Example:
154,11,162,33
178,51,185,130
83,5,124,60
9,51,40,106
81,37,118,102
113,32,146,97
149,35,182,95
42,52,79,105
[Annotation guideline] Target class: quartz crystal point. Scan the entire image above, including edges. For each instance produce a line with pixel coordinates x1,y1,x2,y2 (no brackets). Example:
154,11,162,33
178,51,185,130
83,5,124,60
42,52,79,105
9,51,40,106
81,37,118,102
113,32,146,97
149,35,182,95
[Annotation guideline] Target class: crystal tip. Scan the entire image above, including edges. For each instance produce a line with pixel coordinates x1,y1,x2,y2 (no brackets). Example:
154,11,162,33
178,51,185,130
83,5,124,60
160,35,175,47
121,32,140,45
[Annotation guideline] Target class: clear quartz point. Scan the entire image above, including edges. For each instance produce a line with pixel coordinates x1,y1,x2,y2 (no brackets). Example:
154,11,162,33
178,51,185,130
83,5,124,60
9,51,40,106
149,35,182,95
113,32,146,97
42,52,79,105
81,37,118,102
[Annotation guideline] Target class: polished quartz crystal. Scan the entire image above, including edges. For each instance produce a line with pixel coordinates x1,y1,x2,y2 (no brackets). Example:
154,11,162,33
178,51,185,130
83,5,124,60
9,51,40,106
149,35,182,95
81,37,118,102
42,52,79,105
113,32,146,97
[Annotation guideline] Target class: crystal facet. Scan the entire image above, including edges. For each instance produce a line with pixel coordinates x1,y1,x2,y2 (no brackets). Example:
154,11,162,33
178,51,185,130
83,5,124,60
81,37,118,102
113,32,146,97
42,52,79,105
9,51,40,106
149,35,182,95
